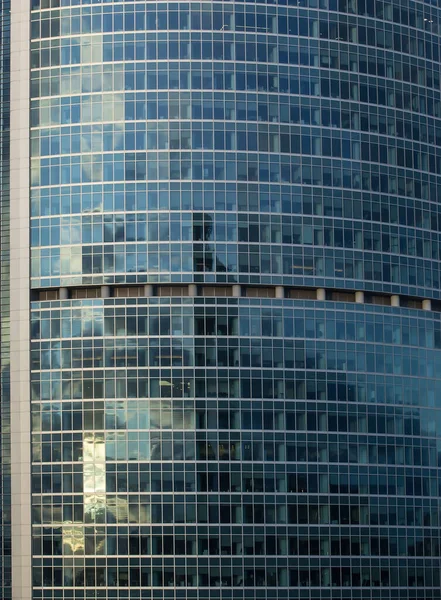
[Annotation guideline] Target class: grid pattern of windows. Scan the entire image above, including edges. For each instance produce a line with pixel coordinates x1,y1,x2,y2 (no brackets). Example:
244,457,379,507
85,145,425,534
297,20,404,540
28,1,441,599
29,0,441,298
30,298,441,599
0,1,10,597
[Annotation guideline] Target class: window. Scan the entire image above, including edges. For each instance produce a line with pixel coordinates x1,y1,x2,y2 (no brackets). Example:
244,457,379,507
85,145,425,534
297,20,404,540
365,293,391,306
113,286,144,298
288,288,316,299
328,291,356,302
245,287,275,298
157,286,188,297
200,286,232,297
37,289,59,301
70,287,101,299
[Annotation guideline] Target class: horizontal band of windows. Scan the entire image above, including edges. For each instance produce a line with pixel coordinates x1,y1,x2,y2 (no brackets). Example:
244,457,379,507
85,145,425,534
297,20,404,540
33,284,434,311
30,157,436,202
29,7,441,64
30,73,441,125
30,45,441,100
29,0,441,42
30,94,441,153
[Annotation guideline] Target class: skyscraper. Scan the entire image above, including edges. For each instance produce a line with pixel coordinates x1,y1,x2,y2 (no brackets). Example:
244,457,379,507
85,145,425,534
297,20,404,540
0,1,10,598
7,0,441,599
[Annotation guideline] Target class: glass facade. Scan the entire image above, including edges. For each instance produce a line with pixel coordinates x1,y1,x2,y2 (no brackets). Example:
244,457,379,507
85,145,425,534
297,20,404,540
0,0,11,598
27,1,441,599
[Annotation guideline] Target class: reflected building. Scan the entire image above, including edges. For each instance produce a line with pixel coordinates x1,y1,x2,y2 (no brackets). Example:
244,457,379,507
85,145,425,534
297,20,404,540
0,0,10,598
8,1,441,600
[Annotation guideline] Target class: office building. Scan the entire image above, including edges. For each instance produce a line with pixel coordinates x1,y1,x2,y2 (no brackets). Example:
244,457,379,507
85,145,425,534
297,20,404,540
0,0,10,598
7,1,441,599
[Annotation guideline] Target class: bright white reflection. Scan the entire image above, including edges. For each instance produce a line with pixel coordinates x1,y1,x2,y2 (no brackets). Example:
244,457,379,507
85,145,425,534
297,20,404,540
83,432,105,462
106,496,151,524
84,493,106,523
62,525,85,556
83,432,106,493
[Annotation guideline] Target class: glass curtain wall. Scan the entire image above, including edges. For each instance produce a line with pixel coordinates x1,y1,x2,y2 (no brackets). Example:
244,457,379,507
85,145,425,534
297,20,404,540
0,0,11,597
28,1,441,599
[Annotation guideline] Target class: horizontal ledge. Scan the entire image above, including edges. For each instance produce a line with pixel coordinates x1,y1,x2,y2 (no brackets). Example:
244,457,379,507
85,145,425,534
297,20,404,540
32,284,437,312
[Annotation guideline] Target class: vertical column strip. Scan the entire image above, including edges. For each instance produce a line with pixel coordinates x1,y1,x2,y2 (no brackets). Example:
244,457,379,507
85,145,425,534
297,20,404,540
10,1,31,599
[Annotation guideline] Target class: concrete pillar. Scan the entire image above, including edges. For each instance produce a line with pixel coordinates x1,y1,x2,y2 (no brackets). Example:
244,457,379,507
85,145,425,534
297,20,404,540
188,284,198,297
422,299,432,311
232,285,242,297
276,380,285,399
391,295,400,307
275,286,285,299
59,287,68,300
355,291,364,304
101,286,111,298
144,284,154,297
10,3,33,598
316,288,326,301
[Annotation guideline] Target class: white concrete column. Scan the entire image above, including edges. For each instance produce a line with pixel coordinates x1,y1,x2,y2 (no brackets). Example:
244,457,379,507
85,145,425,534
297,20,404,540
232,284,242,297
276,380,285,399
10,2,32,598
355,291,364,303
275,286,285,299
188,284,198,297
422,299,432,311
391,295,400,307
316,288,326,301
59,287,68,300
144,284,154,297
101,285,111,298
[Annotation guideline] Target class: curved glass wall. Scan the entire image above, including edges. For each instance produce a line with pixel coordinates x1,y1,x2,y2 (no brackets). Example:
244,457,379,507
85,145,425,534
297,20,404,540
30,298,441,599
0,1,11,598
29,1,441,599
30,0,441,297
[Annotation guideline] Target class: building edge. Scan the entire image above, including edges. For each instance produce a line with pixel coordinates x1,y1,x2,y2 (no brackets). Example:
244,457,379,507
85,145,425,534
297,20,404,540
10,1,31,599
